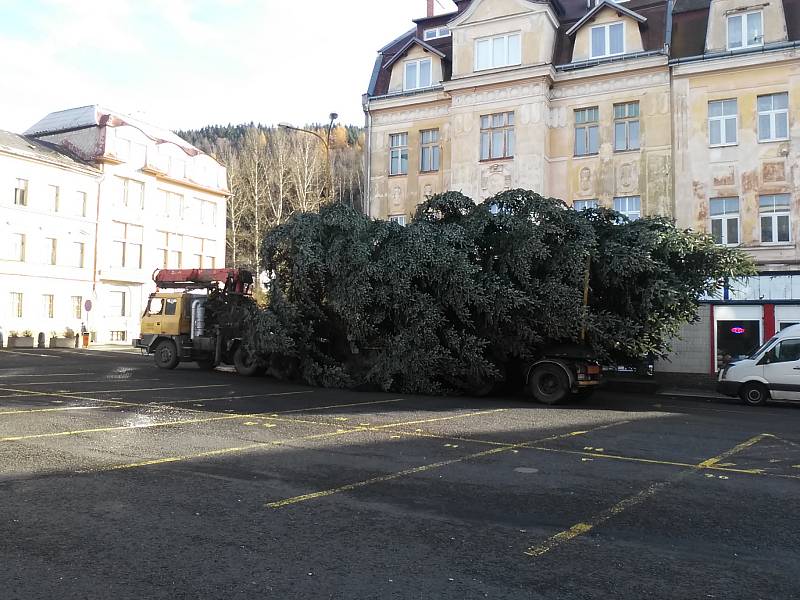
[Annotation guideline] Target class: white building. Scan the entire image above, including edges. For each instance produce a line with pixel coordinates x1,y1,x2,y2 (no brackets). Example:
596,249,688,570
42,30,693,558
0,130,101,345
1,105,228,346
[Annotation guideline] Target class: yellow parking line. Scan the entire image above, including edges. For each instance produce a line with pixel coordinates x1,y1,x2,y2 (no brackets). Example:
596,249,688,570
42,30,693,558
524,433,774,558
0,384,229,399
370,408,507,429
149,390,313,405
0,373,87,379
279,397,407,413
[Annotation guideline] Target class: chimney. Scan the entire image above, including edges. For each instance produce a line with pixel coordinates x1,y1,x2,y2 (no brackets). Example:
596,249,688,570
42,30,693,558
427,0,434,17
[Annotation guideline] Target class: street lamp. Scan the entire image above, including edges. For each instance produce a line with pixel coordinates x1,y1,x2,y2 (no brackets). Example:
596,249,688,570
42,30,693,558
278,112,338,202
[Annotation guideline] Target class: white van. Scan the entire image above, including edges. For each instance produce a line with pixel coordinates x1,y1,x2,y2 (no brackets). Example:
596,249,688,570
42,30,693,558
717,323,800,406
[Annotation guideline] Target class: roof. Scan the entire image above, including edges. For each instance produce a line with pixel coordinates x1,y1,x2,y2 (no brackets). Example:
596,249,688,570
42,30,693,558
0,129,99,174
25,105,203,157
382,37,446,70
565,0,647,36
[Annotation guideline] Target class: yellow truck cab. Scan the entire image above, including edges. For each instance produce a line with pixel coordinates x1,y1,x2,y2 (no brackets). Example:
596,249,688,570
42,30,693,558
133,268,261,375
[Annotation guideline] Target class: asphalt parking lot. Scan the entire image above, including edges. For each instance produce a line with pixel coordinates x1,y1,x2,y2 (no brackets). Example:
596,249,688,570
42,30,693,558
0,347,798,599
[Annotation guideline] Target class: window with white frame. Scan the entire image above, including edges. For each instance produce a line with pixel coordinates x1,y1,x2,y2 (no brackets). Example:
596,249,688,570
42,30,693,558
9,233,25,261
475,33,521,71
614,196,641,220
107,291,127,317
75,191,87,217
44,237,57,265
389,133,408,175
760,194,791,244
14,178,28,206
614,102,640,151
156,231,184,269
160,190,184,218
186,236,203,269
708,99,738,146
758,92,789,142
710,197,739,245
72,295,82,320
727,10,762,50
10,292,23,318
72,242,85,268
575,107,599,156
42,294,54,319
590,22,624,58
420,129,440,172
120,178,144,209
200,199,217,226
48,185,60,212
389,215,406,226
573,199,599,211
424,26,449,40
480,112,515,160
404,58,432,91
111,221,143,269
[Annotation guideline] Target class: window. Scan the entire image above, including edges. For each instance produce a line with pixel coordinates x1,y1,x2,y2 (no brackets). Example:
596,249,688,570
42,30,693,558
404,58,432,91
590,22,624,58
475,33,521,70
72,242,85,268
48,185,60,212
111,221,143,269
72,296,83,319
480,112,515,160
710,197,739,245
614,196,641,220
14,178,28,206
424,26,449,40
614,102,640,151
575,107,599,156
42,294,54,319
108,291,127,317
420,129,440,172
389,215,406,226
573,199,598,211
186,237,203,269
758,93,789,142
766,339,800,363
200,199,217,226
161,190,184,218
109,330,127,342
121,178,145,209
727,11,762,50
75,191,87,217
760,194,791,244
10,233,25,261
10,292,23,318
389,133,408,175
164,298,178,316
44,238,57,265
708,99,738,146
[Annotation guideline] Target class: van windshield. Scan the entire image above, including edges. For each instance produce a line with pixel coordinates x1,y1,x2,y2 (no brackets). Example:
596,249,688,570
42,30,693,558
748,335,777,359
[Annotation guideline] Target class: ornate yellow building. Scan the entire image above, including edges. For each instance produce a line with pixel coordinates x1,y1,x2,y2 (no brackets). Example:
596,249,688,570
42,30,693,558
365,0,800,374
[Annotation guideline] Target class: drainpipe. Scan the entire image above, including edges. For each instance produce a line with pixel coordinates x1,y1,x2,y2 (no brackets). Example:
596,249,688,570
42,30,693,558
91,171,105,339
362,94,372,217
666,0,676,220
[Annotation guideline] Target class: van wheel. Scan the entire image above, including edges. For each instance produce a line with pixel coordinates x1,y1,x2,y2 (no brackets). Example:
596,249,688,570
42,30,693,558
233,345,262,377
528,364,569,405
740,382,769,406
153,340,179,370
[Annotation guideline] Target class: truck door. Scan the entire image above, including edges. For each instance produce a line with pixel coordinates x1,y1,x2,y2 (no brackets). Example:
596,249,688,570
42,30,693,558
761,337,800,400
160,297,181,335
141,297,164,335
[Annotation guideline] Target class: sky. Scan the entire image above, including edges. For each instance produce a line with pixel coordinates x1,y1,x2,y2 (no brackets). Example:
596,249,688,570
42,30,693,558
0,0,457,133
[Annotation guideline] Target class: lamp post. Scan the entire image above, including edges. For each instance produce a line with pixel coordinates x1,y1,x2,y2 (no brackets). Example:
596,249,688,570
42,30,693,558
278,112,338,202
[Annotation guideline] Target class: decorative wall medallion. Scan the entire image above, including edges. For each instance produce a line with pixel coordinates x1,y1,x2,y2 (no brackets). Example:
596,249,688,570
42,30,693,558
423,184,433,198
712,165,735,187
390,186,403,210
481,163,513,198
617,162,638,191
762,160,786,183
579,167,592,193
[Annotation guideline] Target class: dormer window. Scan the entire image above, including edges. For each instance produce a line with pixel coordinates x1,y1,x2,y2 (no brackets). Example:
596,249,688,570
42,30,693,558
727,11,763,49
404,58,432,91
475,33,521,71
590,22,624,58
424,26,449,41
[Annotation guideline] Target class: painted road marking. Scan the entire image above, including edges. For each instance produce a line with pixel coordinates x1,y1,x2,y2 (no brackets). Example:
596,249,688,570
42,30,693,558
0,383,230,399
264,421,627,509
1,378,160,387
149,390,314,405
523,433,775,558
0,373,89,379
0,350,61,358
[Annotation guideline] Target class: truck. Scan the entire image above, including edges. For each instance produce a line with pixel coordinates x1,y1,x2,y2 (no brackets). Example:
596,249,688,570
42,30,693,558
132,268,263,376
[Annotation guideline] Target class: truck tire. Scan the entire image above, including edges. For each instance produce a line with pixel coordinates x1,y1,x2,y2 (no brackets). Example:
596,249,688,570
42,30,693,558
233,345,261,377
153,339,179,370
740,382,769,406
528,364,569,405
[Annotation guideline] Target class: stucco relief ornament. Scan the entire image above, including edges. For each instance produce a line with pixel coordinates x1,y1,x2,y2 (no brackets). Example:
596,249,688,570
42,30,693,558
481,164,513,198
619,163,633,190
390,186,402,210
579,167,592,193
423,184,433,198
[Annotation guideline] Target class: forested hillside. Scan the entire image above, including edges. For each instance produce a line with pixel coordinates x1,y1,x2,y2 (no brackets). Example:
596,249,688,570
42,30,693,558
176,122,365,274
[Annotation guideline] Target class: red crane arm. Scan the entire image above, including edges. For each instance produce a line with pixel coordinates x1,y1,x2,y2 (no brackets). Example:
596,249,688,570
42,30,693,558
153,269,254,294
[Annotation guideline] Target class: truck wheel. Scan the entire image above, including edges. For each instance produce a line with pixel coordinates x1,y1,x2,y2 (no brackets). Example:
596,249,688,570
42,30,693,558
528,364,569,405
740,382,769,406
233,345,261,377
153,340,179,370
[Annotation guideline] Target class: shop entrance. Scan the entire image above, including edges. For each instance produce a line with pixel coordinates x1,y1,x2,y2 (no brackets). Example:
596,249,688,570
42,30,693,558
716,320,761,368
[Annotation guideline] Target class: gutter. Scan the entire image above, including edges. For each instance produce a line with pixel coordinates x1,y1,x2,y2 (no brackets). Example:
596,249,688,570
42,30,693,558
555,49,666,71
669,40,800,65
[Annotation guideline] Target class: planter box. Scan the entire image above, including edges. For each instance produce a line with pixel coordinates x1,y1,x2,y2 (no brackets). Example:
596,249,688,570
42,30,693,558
7,337,34,348
50,337,76,348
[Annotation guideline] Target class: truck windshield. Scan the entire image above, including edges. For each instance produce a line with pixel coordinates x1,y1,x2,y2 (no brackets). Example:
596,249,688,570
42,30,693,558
146,297,164,316
748,335,777,359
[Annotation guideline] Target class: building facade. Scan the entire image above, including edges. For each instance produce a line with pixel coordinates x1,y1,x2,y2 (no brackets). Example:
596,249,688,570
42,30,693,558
364,0,800,374
1,106,228,346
